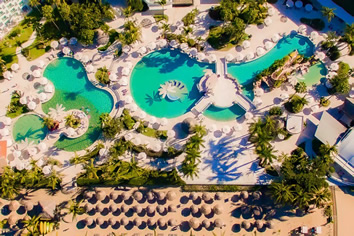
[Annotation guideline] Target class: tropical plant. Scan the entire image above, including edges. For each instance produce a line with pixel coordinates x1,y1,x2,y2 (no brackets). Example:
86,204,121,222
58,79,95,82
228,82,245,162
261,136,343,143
0,167,20,199
182,8,199,26
83,159,99,179
181,160,199,180
294,81,307,94
285,95,308,113
321,6,335,22
270,181,294,205
269,106,283,116
22,215,41,235
255,144,277,166
42,5,59,30
99,113,121,139
42,116,59,131
65,113,80,128
119,20,141,45
46,170,62,190
95,66,110,84
157,0,167,16
67,199,85,220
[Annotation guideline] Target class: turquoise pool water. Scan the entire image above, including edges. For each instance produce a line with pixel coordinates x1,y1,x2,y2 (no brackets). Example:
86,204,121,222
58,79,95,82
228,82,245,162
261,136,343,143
42,58,113,151
130,49,215,118
298,62,327,86
13,114,48,144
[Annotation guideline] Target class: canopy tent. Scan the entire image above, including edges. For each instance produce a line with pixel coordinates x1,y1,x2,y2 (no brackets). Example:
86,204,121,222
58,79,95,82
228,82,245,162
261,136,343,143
286,114,304,134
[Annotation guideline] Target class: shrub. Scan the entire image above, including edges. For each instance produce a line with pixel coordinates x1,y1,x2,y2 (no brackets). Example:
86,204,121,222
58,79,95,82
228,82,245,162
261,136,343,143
122,109,136,130
99,113,121,139
182,9,199,26
95,66,109,84
187,38,196,47
285,95,308,113
267,0,278,3
127,0,144,12
9,28,21,38
327,46,341,61
273,79,284,88
208,6,222,21
269,106,283,116
300,18,325,31
21,48,29,57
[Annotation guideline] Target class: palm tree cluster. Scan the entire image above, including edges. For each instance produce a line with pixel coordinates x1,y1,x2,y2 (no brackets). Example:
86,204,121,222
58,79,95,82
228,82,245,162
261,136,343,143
65,113,81,128
0,160,62,199
118,20,141,46
270,144,336,212
42,116,59,131
181,124,207,180
99,113,122,139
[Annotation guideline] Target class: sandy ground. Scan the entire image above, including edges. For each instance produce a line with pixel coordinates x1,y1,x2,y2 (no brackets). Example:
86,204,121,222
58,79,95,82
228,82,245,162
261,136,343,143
334,186,354,236
0,187,333,236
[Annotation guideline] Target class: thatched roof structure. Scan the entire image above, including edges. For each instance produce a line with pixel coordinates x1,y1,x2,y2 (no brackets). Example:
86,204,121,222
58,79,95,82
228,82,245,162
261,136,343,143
110,191,119,201
201,204,211,215
214,192,223,200
168,204,177,212
134,217,142,226
120,216,129,226
133,191,143,201
166,191,176,201
147,205,155,214
9,201,20,211
146,191,155,201
109,204,118,213
189,218,200,229
213,204,224,215
202,219,211,228
214,218,225,228
190,205,199,214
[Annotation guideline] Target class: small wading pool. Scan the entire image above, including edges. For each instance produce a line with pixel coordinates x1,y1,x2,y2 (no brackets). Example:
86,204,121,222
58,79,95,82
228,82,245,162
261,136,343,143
13,114,48,144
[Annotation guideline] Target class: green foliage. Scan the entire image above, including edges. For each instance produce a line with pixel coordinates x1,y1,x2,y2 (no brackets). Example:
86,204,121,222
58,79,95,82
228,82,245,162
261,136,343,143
329,74,350,95
182,9,199,26
97,29,119,51
95,66,110,84
285,95,308,113
294,81,307,94
254,54,290,82
153,14,168,23
269,106,283,117
342,24,354,55
42,116,59,131
121,109,136,130
182,184,241,192
321,6,335,22
300,18,325,31
119,20,141,45
127,0,144,12
327,46,341,61
65,113,81,128
67,199,85,220
6,91,29,118
99,113,121,139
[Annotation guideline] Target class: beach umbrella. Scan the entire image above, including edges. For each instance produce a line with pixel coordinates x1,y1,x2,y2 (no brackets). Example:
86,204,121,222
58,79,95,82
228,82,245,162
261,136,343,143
133,191,143,201
169,40,178,48
267,220,275,229
280,93,290,100
99,148,108,157
168,204,176,212
121,191,130,201
190,192,198,201
132,137,141,146
3,117,12,126
119,77,128,86
120,216,129,226
158,218,166,227
96,217,105,225
209,53,217,62
27,101,36,110
9,201,20,212
27,147,38,156
180,42,188,51
265,41,273,50
254,88,264,97
133,217,142,227
213,204,224,215
124,62,133,69
50,41,59,49
264,17,272,26
146,191,155,201
305,95,315,104
109,73,118,82
148,116,157,125
152,143,161,152
95,190,106,201
11,63,19,71
38,60,45,69
225,53,234,62
95,203,105,212
242,220,251,229
124,133,133,141
256,47,265,56
253,97,263,107
12,150,21,159
166,191,176,201
189,218,200,229
316,51,325,60
147,218,156,227
311,31,319,40
66,127,75,137
295,0,303,8
214,218,224,228
62,47,71,55
242,40,250,49
147,42,156,51
124,95,133,104
330,63,339,71
69,37,77,45
38,93,47,102
241,191,249,199
245,112,253,120
120,204,129,213
134,205,143,214
86,64,94,73
137,110,147,119
75,53,82,61
197,52,206,61
157,205,165,214
16,162,25,171
39,77,48,85
256,220,264,229
157,39,167,48
147,205,155,214
82,55,89,64
160,117,168,126
33,70,41,78
84,203,94,212
222,125,231,134
137,152,147,160
138,46,147,55
286,0,294,8
268,7,275,16
202,219,211,228
167,130,175,138
327,71,337,79
7,215,18,226
246,52,254,60
201,204,212,215
59,37,68,46
189,48,198,57
214,192,223,201
108,217,116,226
298,25,307,34
109,204,118,213
235,53,244,62
272,33,280,43
0,128,9,137
168,218,179,227
19,95,28,105
85,217,94,226
44,84,53,93
190,205,199,214
3,71,13,80
305,4,313,12
122,45,131,54
122,67,130,76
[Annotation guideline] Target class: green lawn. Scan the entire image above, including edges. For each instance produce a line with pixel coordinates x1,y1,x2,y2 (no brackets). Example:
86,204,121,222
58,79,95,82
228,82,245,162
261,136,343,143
333,0,354,16
24,37,52,61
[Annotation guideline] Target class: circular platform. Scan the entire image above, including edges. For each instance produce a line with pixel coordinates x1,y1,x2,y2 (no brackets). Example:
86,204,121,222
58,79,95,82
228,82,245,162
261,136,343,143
210,77,238,108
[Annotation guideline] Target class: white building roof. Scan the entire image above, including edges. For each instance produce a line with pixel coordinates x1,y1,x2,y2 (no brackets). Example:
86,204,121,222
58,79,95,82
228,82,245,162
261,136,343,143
338,128,354,168
315,112,347,146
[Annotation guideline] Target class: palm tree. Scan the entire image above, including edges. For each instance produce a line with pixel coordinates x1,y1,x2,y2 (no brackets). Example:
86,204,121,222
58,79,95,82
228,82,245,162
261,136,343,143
83,159,99,179
192,124,207,136
181,161,199,180
270,181,294,205
42,5,60,30
294,81,307,95
29,0,41,12
122,6,133,19
126,157,141,176
321,6,335,23
319,143,338,157
22,215,40,235
255,144,277,166
311,187,331,208
157,0,167,16
186,134,205,149
43,116,59,131
293,187,312,210
343,23,354,43
185,148,201,161
0,167,19,199
46,170,61,190
159,22,170,38
67,199,85,221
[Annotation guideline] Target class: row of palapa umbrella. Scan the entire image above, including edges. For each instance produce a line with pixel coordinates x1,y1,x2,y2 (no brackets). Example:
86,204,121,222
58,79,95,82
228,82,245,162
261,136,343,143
1,200,37,226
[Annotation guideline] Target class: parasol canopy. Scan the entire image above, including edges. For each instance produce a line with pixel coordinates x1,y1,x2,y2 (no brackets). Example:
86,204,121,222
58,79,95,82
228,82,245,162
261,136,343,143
265,41,273,50
305,4,313,12
11,63,19,71
225,53,234,62
242,40,250,49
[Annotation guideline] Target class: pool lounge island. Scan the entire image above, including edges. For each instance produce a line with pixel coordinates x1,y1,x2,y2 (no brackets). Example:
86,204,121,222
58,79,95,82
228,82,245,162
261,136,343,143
0,0,353,235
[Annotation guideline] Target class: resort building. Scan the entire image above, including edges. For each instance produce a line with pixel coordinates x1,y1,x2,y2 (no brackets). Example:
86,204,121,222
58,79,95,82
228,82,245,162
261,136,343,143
0,0,30,39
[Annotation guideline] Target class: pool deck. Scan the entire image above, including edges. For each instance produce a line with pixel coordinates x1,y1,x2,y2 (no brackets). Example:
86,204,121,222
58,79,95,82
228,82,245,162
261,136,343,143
0,0,353,191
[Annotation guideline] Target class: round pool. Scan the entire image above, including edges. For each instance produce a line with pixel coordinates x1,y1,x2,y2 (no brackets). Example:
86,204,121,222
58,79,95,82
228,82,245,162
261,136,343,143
13,114,48,144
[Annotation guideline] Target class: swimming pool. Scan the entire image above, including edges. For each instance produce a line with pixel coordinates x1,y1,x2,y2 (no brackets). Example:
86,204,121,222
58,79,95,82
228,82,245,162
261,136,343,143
13,114,48,144
298,62,327,86
130,49,215,118
42,58,113,152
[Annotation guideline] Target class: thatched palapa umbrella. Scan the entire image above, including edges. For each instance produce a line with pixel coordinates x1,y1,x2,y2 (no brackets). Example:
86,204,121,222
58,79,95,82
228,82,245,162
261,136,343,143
214,192,223,201
168,204,176,212
253,191,262,200
134,217,142,227
109,204,118,213
9,201,20,212
22,201,34,212
253,206,263,216
166,191,176,201
267,220,275,229
201,204,212,215
157,205,165,214
96,203,104,212
133,191,143,201
202,192,212,202
84,203,94,212
120,216,129,226
147,205,155,214
202,219,211,228
96,217,105,225
7,215,18,226
84,191,93,200
134,205,143,214
156,191,166,201
147,218,156,227
146,191,155,201
213,204,224,215
190,205,199,214
214,218,225,228
85,217,94,226
108,217,116,226
95,190,106,201
169,218,179,227
120,204,129,213
110,191,119,201
241,191,249,200
190,192,198,201
158,218,166,227
256,220,264,230
242,220,251,229
121,192,130,201
189,218,200,229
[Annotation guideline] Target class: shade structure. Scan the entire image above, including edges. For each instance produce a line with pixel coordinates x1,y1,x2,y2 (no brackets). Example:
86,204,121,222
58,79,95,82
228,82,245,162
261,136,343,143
222,125,231,134
120,216,129,226
137,152,147,160
189,218,200,229
241,191,249,199
156,191,166,201
254,88,264,97
169,218,179,227
124,95,133,104
298,25,307,34
85,217,94,226
122,45,131,54
190,205,199,214
108,204,118,213
82,55,89,63
189,48,198,57
245,112,254,120
158,218,167,227
44,84,53,93
62,47,71,55
168,204,177,212
38,93,47,102
124,133,133,141
264,17,272,26
133,217,142,227
147,218,156,227
225,53,234,62
166,191,176,201
169,40,178,48
214,218,224,228
158,117,168,126
3,71,13,80
256,47,265,56
39,77,48,85
152,143,161,152
84,203,94,212
86,64,94,73
50,40,59,49
214,192,223,200
27,147,38,156
330,63,339,71
108,217,116,226
2,117,11,126
209,53,217,62
121,191,130,201
33,70,41,78
122,67,130,76
95,190,106,201
190,192,198,201
280,93,290,100
137,110,147,119
235,53,244,62
256,220,264,229
19,96,27,105
59,37,68,45
197,52,206,61
9,201,20,211
134,205,143,214
316,51,325,60
167,129,175,138
311,31,319,40
138,46,147,55
133,191,143,201
16,162,25,171
95,203,105,212
295,0,303,8
268,7,275,16
0,128,9,137
233,123,243,132
119,77,128,86
11,63,19,71
157,39,167,48
7,215,17,226
157,205,165,214
305,95,315,104
180,42,188,51
272,33,280,43
286,0,294,8
242,220,251,229
253,97,263,107
147,42,156,51
146,191,155,201
246,52,254,60
213,204,224,215
96,217,105,225
27,101,36,110
144,205,154,215
21,201,34,212
148,116,157,125
326,71,337,79
305,4,313,12
242,40,250,49
109,73,118,82
120,204,129,213
109,191,119,201
201,204,212,215
265,41,273,50
267,220,275,229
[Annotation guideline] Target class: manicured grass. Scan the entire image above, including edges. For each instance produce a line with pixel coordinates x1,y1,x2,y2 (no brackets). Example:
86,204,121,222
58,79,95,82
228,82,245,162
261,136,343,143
23,37,52,61
333,0,354,16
